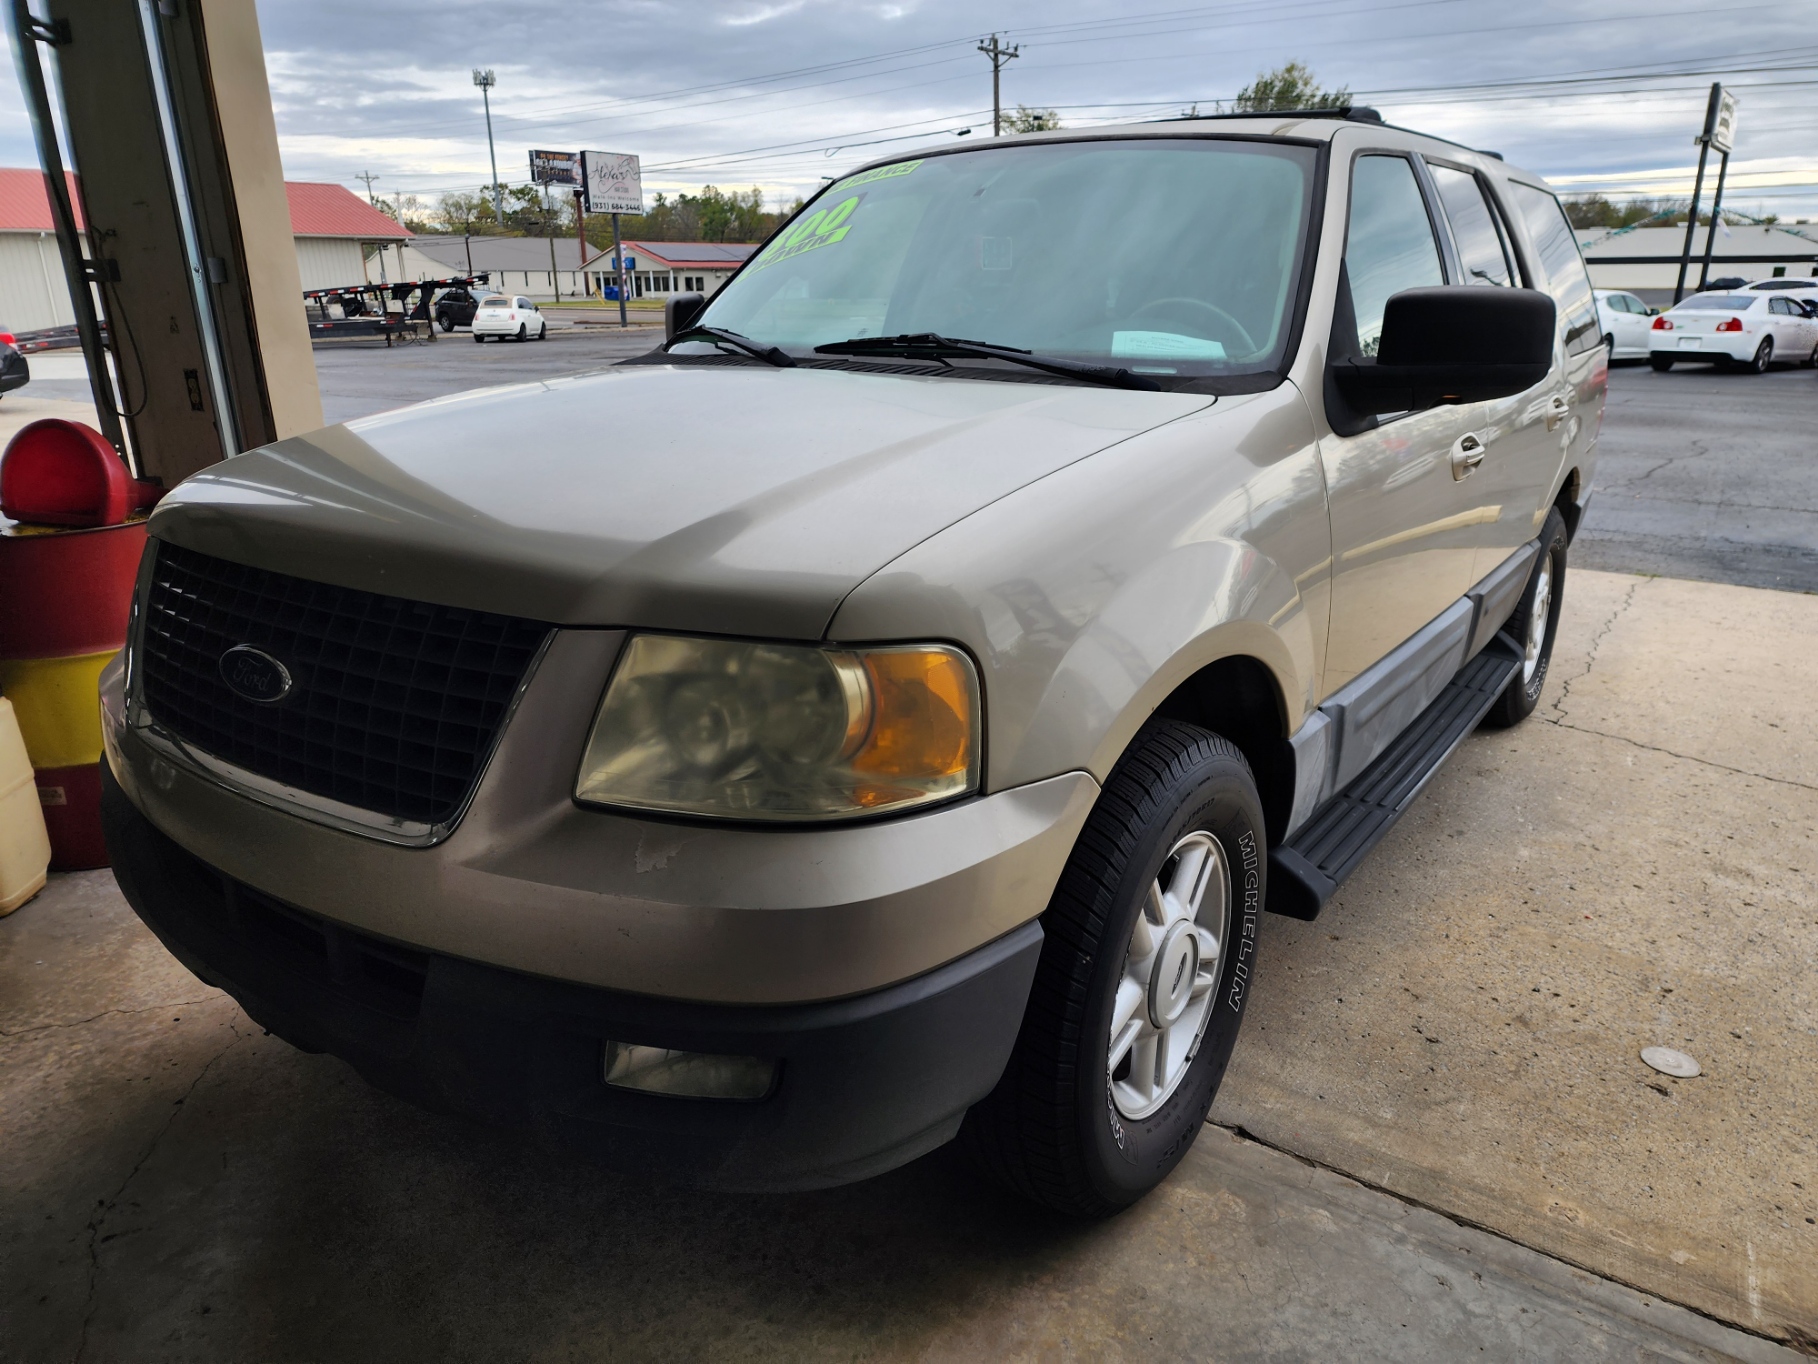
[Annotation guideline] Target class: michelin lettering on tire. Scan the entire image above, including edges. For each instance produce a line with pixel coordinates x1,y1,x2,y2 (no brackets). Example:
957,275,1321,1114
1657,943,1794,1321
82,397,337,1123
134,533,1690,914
1227,829,1259,1013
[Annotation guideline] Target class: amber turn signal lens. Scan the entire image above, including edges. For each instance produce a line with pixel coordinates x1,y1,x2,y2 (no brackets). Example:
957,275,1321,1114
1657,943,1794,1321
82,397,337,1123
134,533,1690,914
849,648,974,806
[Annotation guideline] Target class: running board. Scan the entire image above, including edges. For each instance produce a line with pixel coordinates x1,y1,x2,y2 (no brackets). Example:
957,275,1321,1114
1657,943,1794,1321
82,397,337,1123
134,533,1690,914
1267,635,1523,921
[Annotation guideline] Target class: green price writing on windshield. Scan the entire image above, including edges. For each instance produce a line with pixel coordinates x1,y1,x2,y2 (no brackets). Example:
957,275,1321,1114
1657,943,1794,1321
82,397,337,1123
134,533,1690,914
754,195,862,270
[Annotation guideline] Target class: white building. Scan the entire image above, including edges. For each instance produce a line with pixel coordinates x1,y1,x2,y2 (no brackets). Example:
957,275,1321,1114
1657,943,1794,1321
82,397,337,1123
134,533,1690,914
582,241,757,300
0,170,416,333
1579,223,1818,306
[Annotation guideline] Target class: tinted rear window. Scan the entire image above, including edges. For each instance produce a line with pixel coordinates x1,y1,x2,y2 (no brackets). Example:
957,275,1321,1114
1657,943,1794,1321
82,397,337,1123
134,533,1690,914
1675,295,1755,310
480,296,509,307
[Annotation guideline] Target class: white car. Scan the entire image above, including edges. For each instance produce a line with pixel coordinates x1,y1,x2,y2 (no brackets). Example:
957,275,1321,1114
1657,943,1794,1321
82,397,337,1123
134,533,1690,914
1647,291,1818,373
1593,289,1656,359
471,294,548,343
1742,276,1818,308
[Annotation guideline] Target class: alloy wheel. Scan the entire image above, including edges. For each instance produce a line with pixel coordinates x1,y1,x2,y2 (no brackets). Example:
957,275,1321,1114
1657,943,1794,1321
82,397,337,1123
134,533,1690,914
1107,830,1231,1119
1522,557,1553,686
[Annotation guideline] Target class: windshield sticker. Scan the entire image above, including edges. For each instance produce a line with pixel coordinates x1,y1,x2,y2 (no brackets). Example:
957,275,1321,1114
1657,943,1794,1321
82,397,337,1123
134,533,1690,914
1111,331,1227,361
752,194,863,270
828,159,922,194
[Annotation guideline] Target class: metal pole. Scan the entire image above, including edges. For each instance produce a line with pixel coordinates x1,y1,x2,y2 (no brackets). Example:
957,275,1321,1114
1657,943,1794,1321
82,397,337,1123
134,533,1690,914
1696,150,1731,292
474,70,502,225
977,35,1019,137
544,183,559,300
574,189,589,296
1673,138,1710,305
4,0,127,456
612,211,627,327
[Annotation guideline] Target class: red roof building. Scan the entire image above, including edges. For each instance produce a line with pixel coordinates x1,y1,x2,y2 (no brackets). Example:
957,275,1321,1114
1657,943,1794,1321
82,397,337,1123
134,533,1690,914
0,170,412,330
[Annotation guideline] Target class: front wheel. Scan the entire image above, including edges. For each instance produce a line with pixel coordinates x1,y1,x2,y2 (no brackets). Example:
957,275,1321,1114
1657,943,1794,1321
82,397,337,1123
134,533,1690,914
516,324,527,342
1649,353,1674,372
1744,337,1773,374
1805,342,1818,369
1483,507,1568,729
537,322,548,341
962,720,1264,1217
439,315,455,333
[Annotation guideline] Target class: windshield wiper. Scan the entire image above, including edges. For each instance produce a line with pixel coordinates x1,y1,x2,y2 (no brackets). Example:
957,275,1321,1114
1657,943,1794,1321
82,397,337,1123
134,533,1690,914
814,333,1160,391
668,325,795,368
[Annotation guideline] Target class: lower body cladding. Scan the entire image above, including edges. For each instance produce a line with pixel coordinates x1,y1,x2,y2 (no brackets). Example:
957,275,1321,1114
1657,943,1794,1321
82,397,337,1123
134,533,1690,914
102,764,1045,1191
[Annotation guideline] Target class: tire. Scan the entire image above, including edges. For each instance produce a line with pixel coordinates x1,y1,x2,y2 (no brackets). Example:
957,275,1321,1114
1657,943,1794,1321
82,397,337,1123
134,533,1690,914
537,322,548,341
1805,343,1818,369
962,720,1265,1217
473,333,484,343
1744,337,1772,374
1482,506,1568,729
516,324,527,342
1649,354,1674,372
439,315,455,333
1603,333,1615,357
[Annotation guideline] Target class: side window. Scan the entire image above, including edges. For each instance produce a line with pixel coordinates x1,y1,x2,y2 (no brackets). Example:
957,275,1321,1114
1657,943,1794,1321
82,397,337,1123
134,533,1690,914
1770,297,1793,316
1428,164,1514,287
1344,154,1445,357
1507,182,1599,354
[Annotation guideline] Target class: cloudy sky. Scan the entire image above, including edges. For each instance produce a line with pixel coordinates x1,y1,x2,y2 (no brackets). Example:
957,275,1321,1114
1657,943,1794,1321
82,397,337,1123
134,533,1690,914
8,0,1818,222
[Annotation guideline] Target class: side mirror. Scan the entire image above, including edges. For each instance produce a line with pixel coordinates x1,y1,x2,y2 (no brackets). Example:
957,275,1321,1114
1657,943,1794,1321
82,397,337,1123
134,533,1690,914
666,292,707,340
1331,286,1555,415
1648,306,1662,316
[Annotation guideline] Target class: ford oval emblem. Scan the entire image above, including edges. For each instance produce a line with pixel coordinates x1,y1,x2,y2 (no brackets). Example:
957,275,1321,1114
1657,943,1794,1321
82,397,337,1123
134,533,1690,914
219,644,293,705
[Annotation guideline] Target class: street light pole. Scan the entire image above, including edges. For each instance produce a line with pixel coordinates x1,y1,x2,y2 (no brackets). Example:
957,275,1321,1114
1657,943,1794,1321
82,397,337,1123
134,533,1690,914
473,69,501,225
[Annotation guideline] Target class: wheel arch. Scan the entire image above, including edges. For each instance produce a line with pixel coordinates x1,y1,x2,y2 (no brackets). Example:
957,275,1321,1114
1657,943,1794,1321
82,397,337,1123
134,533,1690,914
1150,652,1297,845
1552,466,1584,541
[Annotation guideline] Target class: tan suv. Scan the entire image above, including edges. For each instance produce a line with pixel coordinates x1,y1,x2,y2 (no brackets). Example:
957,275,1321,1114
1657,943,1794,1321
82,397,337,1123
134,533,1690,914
101,110,1603,1215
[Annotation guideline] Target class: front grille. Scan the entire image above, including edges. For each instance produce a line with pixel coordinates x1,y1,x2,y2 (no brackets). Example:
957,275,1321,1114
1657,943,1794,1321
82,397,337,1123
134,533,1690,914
138,542,551,827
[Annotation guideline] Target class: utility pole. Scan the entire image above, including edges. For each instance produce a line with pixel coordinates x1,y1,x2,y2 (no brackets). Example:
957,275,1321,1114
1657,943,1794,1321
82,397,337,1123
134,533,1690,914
473,68,502,225
1675,82,1735,304
977,34,1020,136
355,170,380,205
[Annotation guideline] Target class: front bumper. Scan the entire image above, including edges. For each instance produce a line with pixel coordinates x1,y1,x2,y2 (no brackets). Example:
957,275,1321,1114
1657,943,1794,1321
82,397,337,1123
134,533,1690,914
103,762,1043,1190
101,634,1097,1004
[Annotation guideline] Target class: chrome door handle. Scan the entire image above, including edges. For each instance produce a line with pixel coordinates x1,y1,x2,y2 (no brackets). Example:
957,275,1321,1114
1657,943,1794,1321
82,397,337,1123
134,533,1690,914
1450,431,1486,481
1546,394,1570,431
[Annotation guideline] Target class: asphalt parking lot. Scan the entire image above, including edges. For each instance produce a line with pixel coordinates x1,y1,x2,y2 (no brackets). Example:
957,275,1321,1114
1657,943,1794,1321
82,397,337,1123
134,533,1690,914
1,347,1814,1359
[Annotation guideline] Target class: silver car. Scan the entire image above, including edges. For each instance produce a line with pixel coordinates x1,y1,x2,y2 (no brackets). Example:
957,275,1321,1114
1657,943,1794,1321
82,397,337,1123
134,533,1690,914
102,111,1603,1214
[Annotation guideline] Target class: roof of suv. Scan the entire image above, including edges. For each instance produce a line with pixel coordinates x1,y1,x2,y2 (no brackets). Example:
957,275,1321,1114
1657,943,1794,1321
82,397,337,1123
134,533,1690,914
832,112,1525,191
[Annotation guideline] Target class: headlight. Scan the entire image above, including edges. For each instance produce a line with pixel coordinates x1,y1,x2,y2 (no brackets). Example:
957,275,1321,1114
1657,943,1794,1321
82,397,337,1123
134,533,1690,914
575,634,979,821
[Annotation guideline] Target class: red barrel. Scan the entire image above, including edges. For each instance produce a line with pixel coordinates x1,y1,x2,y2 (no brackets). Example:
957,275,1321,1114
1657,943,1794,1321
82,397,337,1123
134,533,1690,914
0,420,159,870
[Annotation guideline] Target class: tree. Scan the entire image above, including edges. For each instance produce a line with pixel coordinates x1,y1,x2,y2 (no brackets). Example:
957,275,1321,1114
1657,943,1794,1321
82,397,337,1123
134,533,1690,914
1006,105,1062,133
1234,61,1349,113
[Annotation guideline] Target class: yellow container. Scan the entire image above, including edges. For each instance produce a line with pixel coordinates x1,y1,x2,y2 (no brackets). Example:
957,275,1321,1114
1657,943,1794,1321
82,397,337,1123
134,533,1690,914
0,695,52,915
0,650,115,769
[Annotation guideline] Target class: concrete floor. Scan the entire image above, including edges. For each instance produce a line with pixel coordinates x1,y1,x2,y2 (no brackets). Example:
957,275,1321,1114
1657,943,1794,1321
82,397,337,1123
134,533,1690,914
3,347,1815,1358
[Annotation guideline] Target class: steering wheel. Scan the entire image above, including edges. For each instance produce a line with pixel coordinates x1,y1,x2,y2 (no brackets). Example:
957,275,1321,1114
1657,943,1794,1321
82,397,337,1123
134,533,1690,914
1127,297,1257,357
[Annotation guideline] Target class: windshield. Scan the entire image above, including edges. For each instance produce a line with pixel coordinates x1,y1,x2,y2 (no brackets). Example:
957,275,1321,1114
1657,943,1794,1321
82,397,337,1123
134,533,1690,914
694,138,1318,379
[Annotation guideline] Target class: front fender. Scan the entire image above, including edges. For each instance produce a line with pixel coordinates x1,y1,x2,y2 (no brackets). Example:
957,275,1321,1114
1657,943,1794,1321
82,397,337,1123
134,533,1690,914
827,383,1331,793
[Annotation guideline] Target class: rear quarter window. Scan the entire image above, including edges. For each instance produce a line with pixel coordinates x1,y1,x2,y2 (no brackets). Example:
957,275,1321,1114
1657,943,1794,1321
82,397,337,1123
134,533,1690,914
1507,183,1600,354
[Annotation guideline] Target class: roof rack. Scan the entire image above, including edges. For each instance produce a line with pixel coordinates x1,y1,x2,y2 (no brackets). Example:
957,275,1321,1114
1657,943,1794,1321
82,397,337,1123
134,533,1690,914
1154,106,1383,124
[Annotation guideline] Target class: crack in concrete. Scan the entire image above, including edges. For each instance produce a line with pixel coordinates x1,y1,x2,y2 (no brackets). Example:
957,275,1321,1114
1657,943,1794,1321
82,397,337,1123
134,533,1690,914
0,998,218,1040
1595,438,1709,496
1211,1121,1804,1351
1548,577,1643,720
1550,721,1818,794
75,1025,243,1364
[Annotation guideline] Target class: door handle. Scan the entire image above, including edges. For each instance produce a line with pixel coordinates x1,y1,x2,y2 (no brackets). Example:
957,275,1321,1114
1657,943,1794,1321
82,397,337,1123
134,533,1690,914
1450,431,1486,481
1546,394,1570,431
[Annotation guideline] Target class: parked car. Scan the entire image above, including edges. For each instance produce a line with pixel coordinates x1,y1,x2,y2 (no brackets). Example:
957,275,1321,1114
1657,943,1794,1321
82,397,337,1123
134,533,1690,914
0,333,29,397
471,294,547,342
1648,291,1818,372
433,286,479,332
1742,276,1818,308
102,114,1601,1215
1594,288,1657,359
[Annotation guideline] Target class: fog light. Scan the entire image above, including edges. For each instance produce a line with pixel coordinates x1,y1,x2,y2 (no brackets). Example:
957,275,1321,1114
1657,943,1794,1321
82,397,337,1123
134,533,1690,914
602,1041,776,1100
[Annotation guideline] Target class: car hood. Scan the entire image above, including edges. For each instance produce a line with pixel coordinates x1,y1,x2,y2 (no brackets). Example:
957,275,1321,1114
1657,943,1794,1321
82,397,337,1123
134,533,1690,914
152,363,1213,638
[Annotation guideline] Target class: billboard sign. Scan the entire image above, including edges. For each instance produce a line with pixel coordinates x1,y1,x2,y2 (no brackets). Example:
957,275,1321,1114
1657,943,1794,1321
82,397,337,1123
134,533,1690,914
581,151,643,215
529,149,579,186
